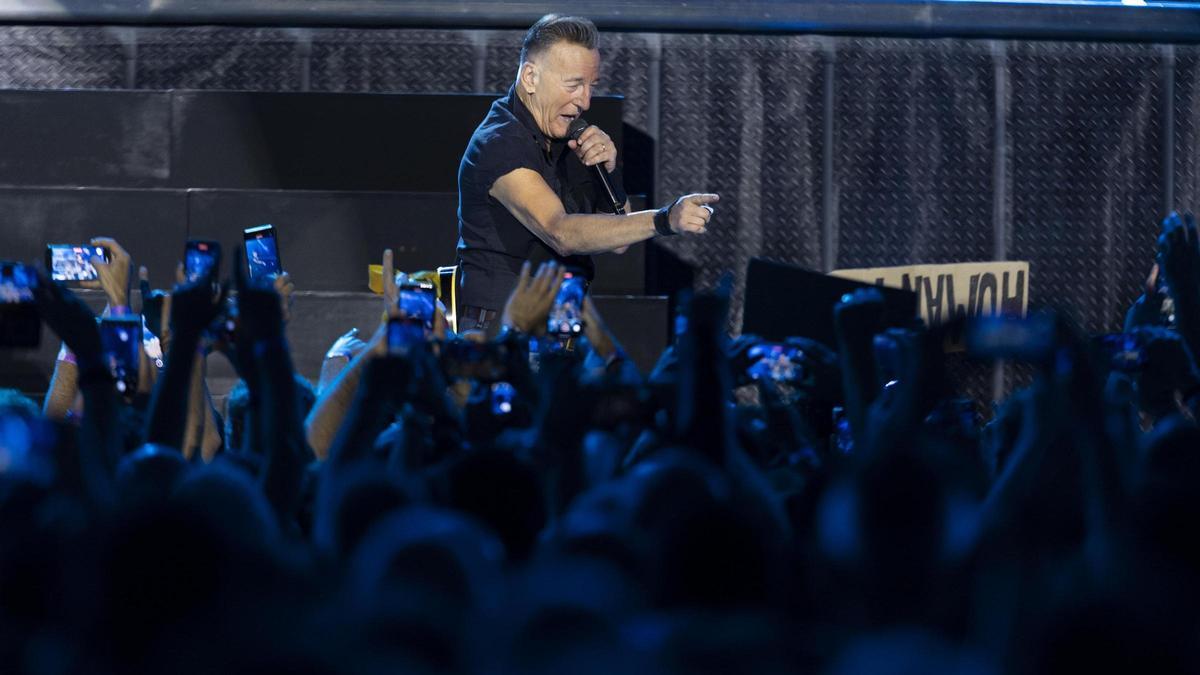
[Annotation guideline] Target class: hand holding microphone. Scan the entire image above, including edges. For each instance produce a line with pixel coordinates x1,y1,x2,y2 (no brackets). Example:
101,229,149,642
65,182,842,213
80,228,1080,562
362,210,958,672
567,117,617,174
567,117,719,235
568,117,624,214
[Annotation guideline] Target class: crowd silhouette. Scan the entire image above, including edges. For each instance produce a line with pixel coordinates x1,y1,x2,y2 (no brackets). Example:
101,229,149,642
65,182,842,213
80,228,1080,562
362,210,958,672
4,215,1200,674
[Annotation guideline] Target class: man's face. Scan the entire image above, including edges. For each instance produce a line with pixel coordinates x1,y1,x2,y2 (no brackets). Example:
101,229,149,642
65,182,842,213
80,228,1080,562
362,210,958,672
524,42,601,140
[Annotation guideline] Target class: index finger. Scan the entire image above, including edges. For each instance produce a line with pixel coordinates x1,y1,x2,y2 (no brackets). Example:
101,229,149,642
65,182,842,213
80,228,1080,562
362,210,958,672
382,249,397,296
686,193,720,206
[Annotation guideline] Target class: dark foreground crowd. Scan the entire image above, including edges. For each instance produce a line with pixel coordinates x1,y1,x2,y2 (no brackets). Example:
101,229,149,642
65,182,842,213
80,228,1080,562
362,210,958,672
5,215,1200,674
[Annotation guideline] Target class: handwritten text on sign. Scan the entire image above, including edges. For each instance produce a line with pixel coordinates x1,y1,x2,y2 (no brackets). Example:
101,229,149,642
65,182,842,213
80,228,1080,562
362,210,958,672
831,261,1029,326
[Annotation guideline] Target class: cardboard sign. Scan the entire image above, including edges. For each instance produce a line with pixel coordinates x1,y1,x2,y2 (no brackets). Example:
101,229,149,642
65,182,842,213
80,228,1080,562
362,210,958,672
831,261,1029,326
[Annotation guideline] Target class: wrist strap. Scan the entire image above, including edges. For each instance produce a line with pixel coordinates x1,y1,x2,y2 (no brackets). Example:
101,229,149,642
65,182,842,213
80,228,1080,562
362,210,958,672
57,343,77,365
654,201,677,237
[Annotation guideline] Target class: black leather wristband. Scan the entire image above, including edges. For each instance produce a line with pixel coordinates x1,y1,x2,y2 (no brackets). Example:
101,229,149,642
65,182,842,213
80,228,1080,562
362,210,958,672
654,201,677,237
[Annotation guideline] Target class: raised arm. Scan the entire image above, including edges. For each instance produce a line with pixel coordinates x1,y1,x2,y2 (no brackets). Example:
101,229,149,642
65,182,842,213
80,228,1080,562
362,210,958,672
144,273,225,451
490,167,717,256
34,271,120,506
304,249,398,459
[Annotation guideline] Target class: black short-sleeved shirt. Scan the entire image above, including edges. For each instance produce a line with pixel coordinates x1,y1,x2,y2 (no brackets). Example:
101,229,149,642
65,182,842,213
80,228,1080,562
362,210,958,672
456,85,624,311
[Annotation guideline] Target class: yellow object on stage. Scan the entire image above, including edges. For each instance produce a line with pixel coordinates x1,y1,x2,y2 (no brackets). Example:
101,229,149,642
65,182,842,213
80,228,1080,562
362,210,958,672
367,265,441,296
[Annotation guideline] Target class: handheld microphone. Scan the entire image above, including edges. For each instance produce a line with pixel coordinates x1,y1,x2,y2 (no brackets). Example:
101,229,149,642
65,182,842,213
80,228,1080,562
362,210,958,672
567,117,626,215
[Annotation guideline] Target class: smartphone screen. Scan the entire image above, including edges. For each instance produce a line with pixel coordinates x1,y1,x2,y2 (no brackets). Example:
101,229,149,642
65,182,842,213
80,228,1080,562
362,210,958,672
0,262,40,348
45,244,108,283
547,271,587,336
387,317,425,354
243,224,282,280
490,382,516,416
99,316,141,396
398,284,436,327
184,240,221,283
747,343,803,383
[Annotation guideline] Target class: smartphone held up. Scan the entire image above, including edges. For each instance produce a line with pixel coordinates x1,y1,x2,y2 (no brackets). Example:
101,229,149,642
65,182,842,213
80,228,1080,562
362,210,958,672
0,262,40,348
387,282,436,354
547,268,588,339
185,240,221,283
45,244,108,284
99,316,140,396
243,224,282,281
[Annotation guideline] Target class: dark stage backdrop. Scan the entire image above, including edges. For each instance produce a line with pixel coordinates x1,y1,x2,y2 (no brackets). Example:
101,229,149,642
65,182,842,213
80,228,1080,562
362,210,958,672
0,23,1189,400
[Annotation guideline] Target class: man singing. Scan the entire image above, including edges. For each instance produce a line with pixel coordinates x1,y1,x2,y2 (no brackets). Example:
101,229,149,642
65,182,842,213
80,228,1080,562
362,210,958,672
455,13,719,333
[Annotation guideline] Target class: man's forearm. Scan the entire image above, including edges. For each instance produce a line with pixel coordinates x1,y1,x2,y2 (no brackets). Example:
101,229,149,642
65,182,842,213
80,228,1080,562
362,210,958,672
552,210,657,256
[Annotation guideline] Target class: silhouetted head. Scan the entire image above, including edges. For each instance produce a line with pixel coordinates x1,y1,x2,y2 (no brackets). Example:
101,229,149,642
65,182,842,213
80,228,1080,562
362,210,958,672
440,449,546,562
114,443,189,512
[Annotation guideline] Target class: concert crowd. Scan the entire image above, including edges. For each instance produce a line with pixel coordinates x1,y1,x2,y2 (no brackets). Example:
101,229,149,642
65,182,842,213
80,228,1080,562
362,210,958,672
4,215,1200,674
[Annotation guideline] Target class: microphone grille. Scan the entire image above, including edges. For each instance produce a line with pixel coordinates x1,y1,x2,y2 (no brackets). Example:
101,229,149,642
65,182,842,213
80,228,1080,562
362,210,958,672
567,117,589,141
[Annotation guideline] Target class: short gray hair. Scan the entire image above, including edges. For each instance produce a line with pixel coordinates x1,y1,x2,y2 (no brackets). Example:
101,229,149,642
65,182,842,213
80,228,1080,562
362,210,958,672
520,14,598,63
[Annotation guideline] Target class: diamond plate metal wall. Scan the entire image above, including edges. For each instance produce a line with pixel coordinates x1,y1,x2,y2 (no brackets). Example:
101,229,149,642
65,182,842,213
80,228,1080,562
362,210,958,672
833,38,996,270
309,28,479,93
135,27,302,91
0,26,127,89
1173,46,1200,216
1007,41,1164,336
658,34,825,330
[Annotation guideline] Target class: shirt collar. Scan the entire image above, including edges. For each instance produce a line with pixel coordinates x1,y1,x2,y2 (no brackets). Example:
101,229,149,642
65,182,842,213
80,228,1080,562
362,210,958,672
506,85,567,160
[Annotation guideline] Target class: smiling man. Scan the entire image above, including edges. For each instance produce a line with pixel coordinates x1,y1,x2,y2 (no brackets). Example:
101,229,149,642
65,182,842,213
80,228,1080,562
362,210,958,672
455,14,719,333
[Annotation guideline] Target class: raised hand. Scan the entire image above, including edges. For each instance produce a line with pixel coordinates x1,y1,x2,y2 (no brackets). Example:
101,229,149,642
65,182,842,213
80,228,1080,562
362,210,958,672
85,237,132,309
668,193,719,235
273,271,296,324
168,270,226,341
233,247,284,343
1123,264,1169,332
784,336,843,404
833,287,887,437
501,260,565,335
1155,212,1200,366
1132,326,1200,419
834,287,887,344
33,269,103,369
1157,212,1200,305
